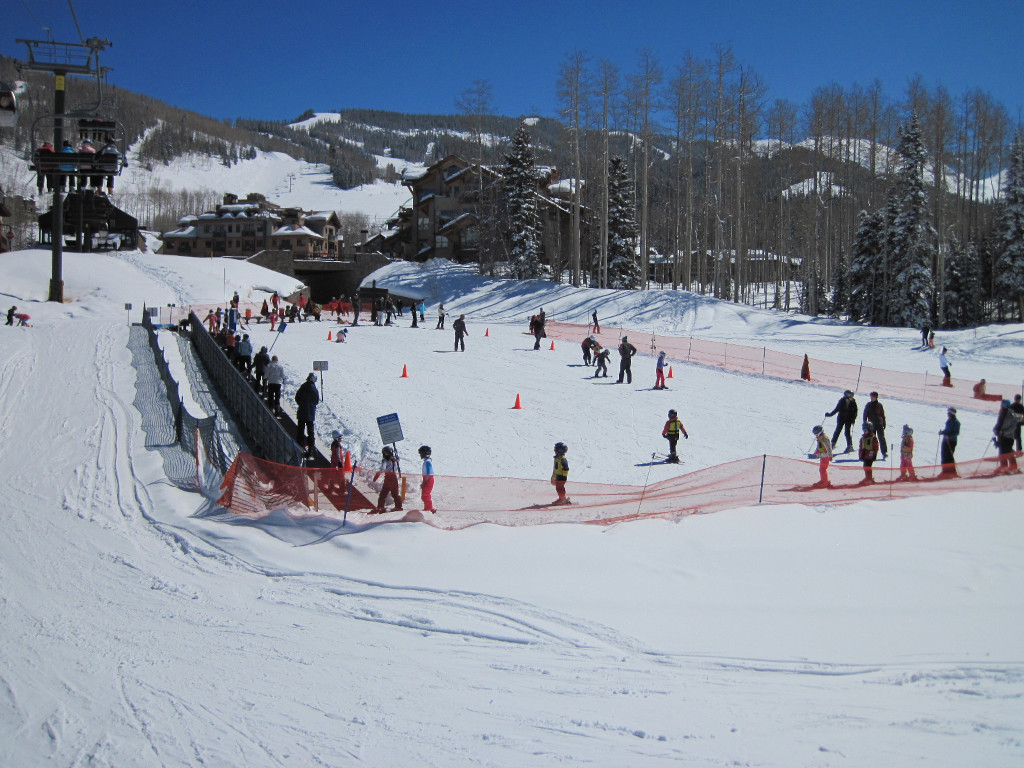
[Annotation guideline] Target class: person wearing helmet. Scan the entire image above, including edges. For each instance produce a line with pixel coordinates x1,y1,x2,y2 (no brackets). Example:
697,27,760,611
863,391,888,460
654,351,669,390
593,344,611,378
418,445,436,513
372,446,403,513
810,424,833,488
662,409,689,463
938,407,960,477
330,430,344,469
824,390,858,453
551,442,570,505
898,425,917,481
858,422,880,483
993,399,1021,473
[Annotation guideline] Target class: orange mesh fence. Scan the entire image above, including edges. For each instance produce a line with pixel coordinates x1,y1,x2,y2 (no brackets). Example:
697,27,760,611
546,322,1021,414
217,450,1024,531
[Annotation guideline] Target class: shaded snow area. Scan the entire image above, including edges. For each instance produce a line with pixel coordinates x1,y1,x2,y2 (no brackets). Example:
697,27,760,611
1,249,1022,767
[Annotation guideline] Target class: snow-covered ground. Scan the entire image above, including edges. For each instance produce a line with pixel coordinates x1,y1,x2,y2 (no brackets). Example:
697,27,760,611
1,246,1022,767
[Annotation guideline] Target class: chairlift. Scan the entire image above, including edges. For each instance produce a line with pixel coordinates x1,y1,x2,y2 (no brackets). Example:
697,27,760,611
29,114,127,195
0,81,27,129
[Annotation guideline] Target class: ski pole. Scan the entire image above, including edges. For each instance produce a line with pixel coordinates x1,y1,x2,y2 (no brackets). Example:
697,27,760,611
636,453,656,516
342,460,358,527
972,438,995,477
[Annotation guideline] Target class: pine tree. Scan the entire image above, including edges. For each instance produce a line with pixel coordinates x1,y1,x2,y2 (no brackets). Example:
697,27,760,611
606,155,641,288
501,124,543,280
847,209,886,323
992,132,1024,321
886,114,936,328
944,239,984,328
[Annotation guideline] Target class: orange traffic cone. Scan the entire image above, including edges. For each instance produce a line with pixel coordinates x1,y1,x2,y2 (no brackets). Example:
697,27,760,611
401,364,409,378
342,451,352,473
327,331,332,341
549,340,556,351
513,393,522,409
667,366,673,378
485,328,489,337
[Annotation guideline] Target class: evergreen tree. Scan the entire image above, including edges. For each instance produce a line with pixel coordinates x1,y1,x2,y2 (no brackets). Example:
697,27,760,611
847,209,885,323
992,132,1024,321
944,239,984,328
606,155,641,289
886,114,936,328
501,124,543,280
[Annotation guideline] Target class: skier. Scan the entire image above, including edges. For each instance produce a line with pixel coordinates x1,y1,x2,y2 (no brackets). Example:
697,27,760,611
654,351,669,389
593,345,611,378
330,430,344,469
295,373,320,458
591,310,600,335
993,399,1022,473
898,425,917,481
204,309,217,332
858,423,880,484
436,302,445,329
264,355,285,415
824,390,858,453
581,335,597,366
551,442,570,505
863,391,888,459
419,445,436,513
372,446,403,513
938,347,952,386
453,314,468,352
938,407,960,477
662,409,689,463
810,425,833,488
531,315,544,350
616,336,637,384
6,305,16,326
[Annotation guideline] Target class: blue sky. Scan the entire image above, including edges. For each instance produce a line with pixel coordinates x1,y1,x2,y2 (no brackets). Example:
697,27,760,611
4,0,1022,128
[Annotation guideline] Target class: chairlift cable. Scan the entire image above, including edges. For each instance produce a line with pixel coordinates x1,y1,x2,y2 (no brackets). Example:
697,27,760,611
67,0,86,44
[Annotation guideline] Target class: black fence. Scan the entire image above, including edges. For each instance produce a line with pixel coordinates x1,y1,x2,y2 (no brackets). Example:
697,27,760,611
140,310,229,474
186,311,306,467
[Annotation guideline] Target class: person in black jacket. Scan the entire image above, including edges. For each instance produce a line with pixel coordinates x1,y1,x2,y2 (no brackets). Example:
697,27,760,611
616,336,637,384
862,391,888,459
295,373,320,456
453,314,468,351
825,390,858,453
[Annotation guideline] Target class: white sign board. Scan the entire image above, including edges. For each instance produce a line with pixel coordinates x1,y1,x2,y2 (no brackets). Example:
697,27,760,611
312,360,329,371
376,413,404,445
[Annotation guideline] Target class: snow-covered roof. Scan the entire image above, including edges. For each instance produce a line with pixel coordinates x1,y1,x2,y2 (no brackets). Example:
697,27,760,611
272,225,323,239
162,226,197,238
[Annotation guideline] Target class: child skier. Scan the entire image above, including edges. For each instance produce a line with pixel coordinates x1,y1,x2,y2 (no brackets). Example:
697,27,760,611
330,430,344,469
551,442,570,505
654,351,669,389
811,425,833,488
898,425,917,481
593,345,611,378
419,445,436,513
662,409,689,463
372,446,403,514
858,422,880,483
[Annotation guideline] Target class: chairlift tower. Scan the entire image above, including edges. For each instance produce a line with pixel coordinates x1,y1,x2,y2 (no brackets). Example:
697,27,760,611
16,36,112,303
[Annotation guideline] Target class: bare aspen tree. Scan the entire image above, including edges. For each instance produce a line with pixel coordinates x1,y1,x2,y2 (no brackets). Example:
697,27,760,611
455,79,494,274
595,60,619,288
669,54,706,292
629,50,663,290
557,52,589,286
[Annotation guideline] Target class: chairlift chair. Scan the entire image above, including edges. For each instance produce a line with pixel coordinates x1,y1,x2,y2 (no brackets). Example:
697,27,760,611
0,81,27,129
29,114,126,194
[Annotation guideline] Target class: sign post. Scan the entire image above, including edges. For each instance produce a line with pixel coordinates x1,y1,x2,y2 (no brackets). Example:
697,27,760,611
313,360,328,390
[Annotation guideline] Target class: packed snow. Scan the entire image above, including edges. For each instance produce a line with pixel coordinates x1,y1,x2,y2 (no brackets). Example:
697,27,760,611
1,244,1023,767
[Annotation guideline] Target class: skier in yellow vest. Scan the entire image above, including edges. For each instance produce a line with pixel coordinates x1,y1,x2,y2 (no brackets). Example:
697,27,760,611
662,409,689,463
551,442,570,505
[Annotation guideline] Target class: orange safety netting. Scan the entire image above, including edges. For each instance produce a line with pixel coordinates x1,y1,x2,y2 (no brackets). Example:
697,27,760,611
546,321,1021,414
217,451,1024,531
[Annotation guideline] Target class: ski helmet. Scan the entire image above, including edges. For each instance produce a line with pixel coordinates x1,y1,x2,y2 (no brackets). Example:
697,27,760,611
902,424,913,435
331,429,342,440
812,425,823,435
418,445,431,458
382,446,394,459
864,423,875,433
668,409,677,418
554,442,568,455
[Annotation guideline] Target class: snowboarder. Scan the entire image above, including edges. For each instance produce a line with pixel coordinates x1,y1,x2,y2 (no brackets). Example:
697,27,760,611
372,445,403,513
593,345,610,378
938,407,960,476
419,445,436,513
898,425,917,481
264,355,285,415
295,373,320,457
938,347,952,386
824,390,858,453
858,423,880,483
453,314,468,352
662,409,689,463
654,351,669,389
616,336,637,384
810,425,833,488
551,442,570,505
863,391,888,459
